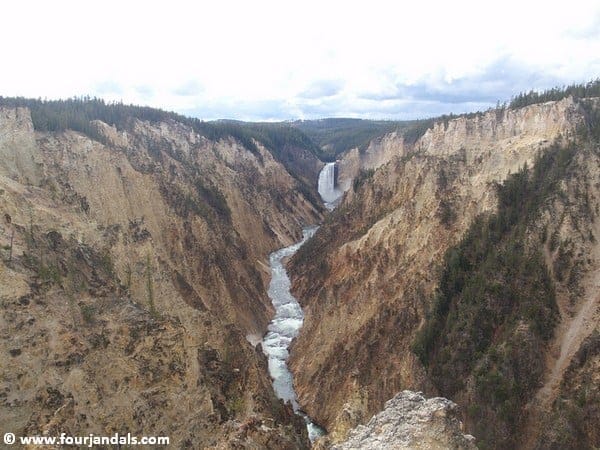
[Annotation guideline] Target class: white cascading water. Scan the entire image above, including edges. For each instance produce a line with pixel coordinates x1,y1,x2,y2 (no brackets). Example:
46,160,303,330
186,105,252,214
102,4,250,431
318,162,342,209
261,226,326,442
261,162,342,442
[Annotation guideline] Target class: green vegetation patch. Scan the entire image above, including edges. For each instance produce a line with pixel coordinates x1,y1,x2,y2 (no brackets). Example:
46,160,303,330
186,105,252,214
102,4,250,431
412,142,578,449
292,118,413,160
509,79,600,109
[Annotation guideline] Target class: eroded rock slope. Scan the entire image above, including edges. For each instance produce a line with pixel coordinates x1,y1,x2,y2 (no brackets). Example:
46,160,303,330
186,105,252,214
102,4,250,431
0,106,323,448
288,97,600,448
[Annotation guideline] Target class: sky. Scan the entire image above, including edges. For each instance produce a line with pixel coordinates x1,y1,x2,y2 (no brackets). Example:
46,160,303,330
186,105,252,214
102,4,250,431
2,0,600,121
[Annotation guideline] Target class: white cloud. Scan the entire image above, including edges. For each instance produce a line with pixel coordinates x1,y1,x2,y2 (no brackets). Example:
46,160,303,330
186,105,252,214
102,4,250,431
2,0,599,119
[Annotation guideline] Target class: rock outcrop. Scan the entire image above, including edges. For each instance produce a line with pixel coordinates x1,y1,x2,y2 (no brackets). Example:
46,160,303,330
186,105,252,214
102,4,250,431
336,132,407,192
317,391,476,450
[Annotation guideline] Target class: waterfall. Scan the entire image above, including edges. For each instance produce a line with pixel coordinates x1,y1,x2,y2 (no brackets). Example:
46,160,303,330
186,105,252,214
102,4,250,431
318,162,342,209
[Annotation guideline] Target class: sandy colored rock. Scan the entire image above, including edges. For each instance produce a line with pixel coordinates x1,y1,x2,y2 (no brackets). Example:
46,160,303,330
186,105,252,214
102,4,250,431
0,107,320,448
318,391,476,450
288,97,596,443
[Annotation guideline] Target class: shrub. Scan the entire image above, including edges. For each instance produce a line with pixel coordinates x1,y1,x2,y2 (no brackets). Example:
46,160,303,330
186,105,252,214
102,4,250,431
80,305,95,324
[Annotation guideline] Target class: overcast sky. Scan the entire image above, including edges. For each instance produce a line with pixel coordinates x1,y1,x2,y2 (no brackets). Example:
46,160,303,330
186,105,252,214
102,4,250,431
2,0,599,120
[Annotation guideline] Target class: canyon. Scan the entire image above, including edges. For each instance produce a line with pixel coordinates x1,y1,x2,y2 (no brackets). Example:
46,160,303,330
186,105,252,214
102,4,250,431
0,90,599,449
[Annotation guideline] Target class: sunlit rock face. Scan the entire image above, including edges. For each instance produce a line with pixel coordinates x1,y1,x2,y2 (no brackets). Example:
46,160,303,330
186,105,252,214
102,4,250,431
0,106,323,448
316,391,476,450
288,97,594,444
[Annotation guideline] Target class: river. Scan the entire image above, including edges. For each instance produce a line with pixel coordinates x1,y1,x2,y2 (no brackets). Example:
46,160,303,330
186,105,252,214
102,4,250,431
261,226,326,442
262,162,342,442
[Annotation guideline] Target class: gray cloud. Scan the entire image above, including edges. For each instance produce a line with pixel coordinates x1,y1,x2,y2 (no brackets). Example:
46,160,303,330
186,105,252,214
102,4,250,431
299,79,344,99
173,80,204,97
294,96,489,121
181,98,295,121
359,57,565,105
178,57,596,121
339,57,585,119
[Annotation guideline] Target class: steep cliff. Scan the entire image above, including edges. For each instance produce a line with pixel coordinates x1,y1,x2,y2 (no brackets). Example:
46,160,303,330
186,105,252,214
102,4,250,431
336,131,408,192
0,105,324,448
414,139,600,449
288,97,600,447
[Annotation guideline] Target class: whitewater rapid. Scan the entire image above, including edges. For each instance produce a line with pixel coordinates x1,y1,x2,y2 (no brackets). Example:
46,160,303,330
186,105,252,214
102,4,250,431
261,226,325,442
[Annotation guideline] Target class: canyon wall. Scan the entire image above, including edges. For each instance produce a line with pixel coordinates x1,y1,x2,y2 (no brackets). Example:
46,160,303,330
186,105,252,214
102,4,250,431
0,107,323,448
289,97,600,448
336,132,408,192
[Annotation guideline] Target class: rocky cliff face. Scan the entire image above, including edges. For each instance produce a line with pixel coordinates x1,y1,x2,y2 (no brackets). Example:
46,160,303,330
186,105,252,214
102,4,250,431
536,329,600,449
288,97,600,447
316,391,476,450
0,107,323,448
336,132,407,192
